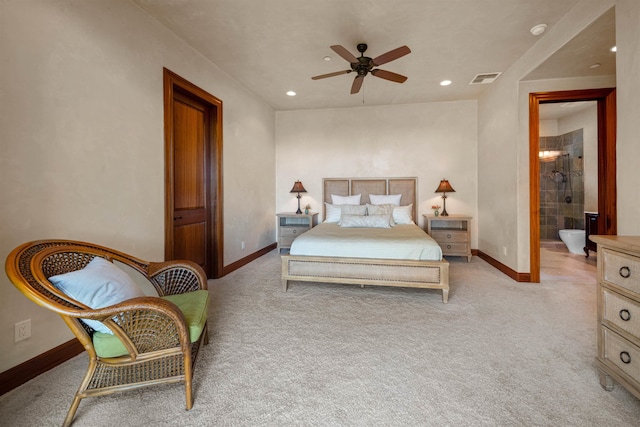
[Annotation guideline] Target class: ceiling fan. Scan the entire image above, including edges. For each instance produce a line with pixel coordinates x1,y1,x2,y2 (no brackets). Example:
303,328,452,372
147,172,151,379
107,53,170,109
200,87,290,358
312,43,411,94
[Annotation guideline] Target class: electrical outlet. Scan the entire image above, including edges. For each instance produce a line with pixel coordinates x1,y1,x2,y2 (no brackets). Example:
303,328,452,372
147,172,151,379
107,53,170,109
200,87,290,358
241,241,246,250
503,246,507,256
15,319,31,343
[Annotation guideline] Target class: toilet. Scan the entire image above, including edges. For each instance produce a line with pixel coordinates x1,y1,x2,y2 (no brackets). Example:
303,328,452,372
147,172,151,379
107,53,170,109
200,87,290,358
559,229,586,255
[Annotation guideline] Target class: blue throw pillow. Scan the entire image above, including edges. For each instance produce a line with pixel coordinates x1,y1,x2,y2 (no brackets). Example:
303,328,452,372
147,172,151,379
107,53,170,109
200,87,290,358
49,257,145,334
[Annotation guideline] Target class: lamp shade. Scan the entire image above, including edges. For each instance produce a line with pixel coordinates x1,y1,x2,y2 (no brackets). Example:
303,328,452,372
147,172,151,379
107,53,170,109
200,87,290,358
290,181,307,193
435,179,455,193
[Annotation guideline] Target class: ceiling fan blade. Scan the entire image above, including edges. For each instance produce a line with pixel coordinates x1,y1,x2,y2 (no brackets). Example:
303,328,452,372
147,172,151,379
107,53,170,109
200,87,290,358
371,69,408,83
311,70,352,80
331,45,358,64
350,75,364,94
372,45,411,66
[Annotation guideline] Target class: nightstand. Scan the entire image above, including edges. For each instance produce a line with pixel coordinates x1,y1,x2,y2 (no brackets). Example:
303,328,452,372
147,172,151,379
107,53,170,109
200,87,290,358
424,214,472,262
276,212,318,252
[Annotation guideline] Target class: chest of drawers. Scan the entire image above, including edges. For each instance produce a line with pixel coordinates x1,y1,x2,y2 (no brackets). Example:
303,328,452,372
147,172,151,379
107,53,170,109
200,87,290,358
591,235,640,400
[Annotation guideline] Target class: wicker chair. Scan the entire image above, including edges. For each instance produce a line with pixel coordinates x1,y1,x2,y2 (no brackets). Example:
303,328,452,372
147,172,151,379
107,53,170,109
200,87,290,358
5,239,210,427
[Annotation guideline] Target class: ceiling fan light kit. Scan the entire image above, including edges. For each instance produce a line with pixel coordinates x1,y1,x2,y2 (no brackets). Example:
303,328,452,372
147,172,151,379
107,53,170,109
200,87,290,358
311,43,411,94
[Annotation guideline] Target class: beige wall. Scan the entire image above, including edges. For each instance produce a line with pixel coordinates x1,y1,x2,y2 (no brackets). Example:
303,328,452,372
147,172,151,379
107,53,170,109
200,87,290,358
0,0,275,371
478,0,616,272
275,101,479,245
615,0,640,234
539,120,559,137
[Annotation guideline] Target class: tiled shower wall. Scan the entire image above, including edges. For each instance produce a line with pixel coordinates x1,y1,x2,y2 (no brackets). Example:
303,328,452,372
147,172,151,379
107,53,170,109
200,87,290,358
540,129,585,241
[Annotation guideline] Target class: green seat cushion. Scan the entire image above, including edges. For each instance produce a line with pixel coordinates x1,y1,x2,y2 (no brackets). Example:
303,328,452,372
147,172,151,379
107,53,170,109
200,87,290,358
161,290,210,342
93,290,209,358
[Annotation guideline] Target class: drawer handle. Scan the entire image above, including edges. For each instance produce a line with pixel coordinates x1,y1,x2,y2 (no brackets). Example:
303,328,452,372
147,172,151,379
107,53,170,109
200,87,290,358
292,229,297,234
447,234,452,239
447,245,451,250
619,266,631,278
620,351,632,364
620,309,631,321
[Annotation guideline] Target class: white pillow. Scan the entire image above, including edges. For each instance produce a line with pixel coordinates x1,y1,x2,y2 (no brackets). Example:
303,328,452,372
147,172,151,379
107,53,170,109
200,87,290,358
49,257,145,334
338,205,367,226
324,203,342,223
366,204,395,226
339,214,391,228
369,194,402,206
366,203,394,216
340,204,367,215
393,204,414,225
331,194,361,205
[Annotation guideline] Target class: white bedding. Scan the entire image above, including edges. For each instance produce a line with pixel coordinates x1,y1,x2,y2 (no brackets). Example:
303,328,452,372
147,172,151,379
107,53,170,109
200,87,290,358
289,222,442,261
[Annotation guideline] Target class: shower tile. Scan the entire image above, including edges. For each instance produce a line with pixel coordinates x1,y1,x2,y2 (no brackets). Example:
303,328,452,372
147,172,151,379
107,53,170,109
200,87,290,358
573,157,583,170
540,137,548,150
544,191,556,203
564,217,576,229
561,204,573,216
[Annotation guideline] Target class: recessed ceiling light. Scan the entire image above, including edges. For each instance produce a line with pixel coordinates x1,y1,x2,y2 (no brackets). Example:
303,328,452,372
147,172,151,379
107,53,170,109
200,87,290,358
530,24,547,36
440,80,452,86
286,91,296,96
610,46,617,52
590,63,601,69
323,56,332,62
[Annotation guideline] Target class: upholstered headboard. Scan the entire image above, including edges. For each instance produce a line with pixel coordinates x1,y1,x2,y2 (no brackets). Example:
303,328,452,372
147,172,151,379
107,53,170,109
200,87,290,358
323,177,417,221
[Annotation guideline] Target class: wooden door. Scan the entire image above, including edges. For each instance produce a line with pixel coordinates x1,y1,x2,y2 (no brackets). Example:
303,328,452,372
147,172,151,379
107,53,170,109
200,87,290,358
172,92,210,274
164,69,223,278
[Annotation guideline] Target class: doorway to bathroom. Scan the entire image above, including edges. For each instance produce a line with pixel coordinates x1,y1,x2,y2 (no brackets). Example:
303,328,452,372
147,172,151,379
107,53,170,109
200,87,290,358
528,88,616,283
538,102,595,253
538,101,599,282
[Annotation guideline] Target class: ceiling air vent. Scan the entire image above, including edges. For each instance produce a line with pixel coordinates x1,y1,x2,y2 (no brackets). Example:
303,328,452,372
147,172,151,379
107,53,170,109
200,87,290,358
469,72,502,85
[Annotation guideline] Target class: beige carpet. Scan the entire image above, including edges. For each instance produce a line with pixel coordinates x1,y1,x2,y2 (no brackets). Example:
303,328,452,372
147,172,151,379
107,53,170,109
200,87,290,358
2,249,640,426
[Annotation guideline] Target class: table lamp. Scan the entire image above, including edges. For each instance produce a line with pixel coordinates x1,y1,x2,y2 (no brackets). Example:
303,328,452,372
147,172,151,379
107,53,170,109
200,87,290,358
435,179,455,216
290,180,307,214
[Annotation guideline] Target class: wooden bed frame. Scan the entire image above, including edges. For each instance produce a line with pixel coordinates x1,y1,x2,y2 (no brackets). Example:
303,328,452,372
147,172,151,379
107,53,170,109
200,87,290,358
281,177,450,303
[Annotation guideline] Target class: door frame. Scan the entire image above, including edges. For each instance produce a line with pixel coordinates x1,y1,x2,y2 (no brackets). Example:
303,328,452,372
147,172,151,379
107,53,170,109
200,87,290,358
529,88,616,283
163,68,224,278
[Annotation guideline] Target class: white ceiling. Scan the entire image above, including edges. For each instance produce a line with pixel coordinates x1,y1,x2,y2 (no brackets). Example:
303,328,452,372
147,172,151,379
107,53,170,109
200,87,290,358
539,101,596,121
133,0,615,111
524,7,616,82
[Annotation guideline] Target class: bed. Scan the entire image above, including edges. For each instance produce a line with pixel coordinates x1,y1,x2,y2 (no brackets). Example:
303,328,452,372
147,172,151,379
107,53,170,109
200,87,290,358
281,178,450,302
